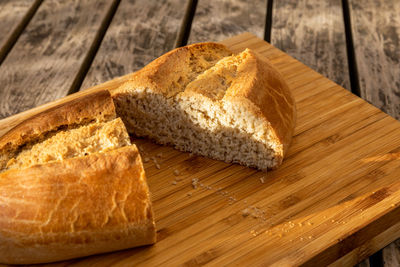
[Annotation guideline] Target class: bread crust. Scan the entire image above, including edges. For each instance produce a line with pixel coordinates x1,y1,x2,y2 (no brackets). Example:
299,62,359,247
224,49,296,165
0,90,116,153
118,42,232,97
0,146,155,264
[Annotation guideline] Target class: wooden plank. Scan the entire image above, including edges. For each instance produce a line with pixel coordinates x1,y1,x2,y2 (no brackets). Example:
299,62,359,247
271,0,351,90
188,0,267,43
383,240,400,266
349,0,400,120
0,0,41,64
0,0,118,119
3,33,400,265
80,0,189,90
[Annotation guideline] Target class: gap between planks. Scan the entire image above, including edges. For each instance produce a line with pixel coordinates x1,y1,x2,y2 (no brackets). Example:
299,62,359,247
0,0,43,65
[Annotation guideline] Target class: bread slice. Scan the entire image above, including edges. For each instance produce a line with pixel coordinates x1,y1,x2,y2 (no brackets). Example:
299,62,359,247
0,91,155,264
112,43,296,171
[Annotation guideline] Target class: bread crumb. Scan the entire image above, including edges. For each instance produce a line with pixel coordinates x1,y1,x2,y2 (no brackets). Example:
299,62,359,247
242,208,250,217
143,157,150,163
298,222,303,227
331,219,335,223
206,185,212,190
171,181,177,185
173,169,180,176
155,163,161,169
307,222,313,226
191,178,199,189
260,177,265,184
156,152,163,158
308,236,313,239
187,192,192,197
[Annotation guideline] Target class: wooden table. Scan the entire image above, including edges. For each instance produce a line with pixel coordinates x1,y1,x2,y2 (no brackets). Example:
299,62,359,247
0,0,399,266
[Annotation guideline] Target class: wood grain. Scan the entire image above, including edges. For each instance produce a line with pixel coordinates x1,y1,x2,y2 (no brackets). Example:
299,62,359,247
80,0,189,90
271,0,351,90
349,0,400,120
0,0,41,64
0,0,117,119
188,0,267,43
1,33,400,265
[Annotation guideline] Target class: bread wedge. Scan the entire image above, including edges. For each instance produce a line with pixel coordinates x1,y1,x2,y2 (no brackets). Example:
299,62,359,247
112,43,296,171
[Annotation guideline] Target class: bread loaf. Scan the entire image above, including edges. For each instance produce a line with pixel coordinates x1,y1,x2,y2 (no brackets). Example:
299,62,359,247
0,91,155,264
112,43,296,171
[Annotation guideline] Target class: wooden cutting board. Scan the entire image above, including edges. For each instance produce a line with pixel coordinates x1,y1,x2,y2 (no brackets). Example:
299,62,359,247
2,33,400,266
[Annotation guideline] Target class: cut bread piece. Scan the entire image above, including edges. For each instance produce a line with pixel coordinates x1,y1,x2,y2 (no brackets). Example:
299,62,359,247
0,91,155,264
112,43,296,171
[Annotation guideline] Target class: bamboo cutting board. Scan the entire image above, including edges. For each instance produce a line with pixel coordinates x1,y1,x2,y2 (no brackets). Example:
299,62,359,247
2,33,400,266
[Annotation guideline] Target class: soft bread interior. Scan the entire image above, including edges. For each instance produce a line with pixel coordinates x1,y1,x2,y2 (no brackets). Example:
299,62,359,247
114,50,278,171
2,118,131,172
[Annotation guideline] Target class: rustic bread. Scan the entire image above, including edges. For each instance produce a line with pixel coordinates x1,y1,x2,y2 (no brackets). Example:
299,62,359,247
0,91,155,264
112,43,296,171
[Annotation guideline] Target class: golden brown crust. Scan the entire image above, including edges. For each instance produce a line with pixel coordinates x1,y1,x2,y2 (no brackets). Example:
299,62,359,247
0,146,155,264
0,90,116,153
224,49,296,165
117,42,232,97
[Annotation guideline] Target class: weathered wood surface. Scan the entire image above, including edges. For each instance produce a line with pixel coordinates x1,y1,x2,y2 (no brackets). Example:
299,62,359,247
0,0,117,119
349,0,400,120
0,0,41,64
271,0,351,90
2,33,400,266
188,0,267,43
80,0,189,90
383,239,400,266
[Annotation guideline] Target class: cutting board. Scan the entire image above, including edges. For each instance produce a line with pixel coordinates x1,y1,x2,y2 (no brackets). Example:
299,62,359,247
2,33,400,266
